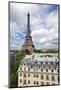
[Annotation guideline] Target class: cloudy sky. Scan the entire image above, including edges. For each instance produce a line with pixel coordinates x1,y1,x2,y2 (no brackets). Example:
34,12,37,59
10,3,59,50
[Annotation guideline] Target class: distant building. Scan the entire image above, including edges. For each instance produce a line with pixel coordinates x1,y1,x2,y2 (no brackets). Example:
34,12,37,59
18,53,59,87
10,50,19,72
10,50,18,60
22,12,35,54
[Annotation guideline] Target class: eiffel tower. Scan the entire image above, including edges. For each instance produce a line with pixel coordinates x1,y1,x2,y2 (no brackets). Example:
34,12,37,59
22,12,35,54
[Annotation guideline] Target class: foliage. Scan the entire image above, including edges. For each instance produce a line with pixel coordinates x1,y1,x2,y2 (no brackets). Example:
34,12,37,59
15,50,25,71
9,50,25,88
9,72,18,88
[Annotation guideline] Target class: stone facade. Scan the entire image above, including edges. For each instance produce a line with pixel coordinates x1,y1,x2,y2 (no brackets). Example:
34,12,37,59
18,53,59,87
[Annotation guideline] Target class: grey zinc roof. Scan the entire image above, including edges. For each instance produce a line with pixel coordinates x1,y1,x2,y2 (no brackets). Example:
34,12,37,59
20,59,58,68
20,54,59,68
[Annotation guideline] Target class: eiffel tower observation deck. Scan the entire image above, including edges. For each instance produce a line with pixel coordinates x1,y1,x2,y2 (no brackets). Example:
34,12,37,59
22,12,35,54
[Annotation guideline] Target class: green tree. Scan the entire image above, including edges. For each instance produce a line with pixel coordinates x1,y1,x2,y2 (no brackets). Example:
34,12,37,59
9,50,25,88
15,50,25,71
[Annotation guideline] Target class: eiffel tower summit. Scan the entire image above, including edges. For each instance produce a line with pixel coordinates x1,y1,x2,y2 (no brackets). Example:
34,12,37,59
22,12,35,54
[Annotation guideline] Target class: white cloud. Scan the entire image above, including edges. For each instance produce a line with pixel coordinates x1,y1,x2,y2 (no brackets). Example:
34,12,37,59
10,21,25,49
31,6,58,49
31,27,58,48
44,10,58,29
10,3,59,49
31,28,48,40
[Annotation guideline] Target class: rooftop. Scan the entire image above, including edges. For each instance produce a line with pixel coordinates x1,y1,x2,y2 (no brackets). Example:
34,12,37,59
20,53,59,68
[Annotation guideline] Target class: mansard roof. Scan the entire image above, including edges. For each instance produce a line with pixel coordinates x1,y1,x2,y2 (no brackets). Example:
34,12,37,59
20,54,58,68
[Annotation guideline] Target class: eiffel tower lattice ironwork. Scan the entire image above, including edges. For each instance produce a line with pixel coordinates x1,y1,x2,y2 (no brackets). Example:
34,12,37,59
22,12,35,54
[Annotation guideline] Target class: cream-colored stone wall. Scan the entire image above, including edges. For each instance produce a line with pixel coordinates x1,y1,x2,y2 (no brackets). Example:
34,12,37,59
18,66,59,87
18,53,59,87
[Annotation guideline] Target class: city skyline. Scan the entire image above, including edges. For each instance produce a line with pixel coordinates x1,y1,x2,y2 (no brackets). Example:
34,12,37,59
10,3,59,50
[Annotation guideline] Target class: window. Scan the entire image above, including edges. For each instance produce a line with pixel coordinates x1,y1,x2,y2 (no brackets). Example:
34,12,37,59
54,67,56,70
28,73,30,77
46,62,48,65
40,56,43,57
24,73,26,77
24,80,26,84
34,81,36,84
51,76,55,81
28,68,30,71
39,67,40,69
41,62,43,64
36,68,38,71
52,83,55,85
46,69,48,72
20,73,22,76
41,82,44,85
20,68,22,70
57,69,59,73
20,79,22,82
34,68,35,71
34,81,39,84
37,74,39,77
41,68,43,72
35,61,37,63
51,62,53,65
46,75,49,80
58,76,59,82
33,74,35,77
34,74,38,78
24,63,26,65
46,82,49,85
37,81,39,85
51,69,54,72
31,66,33,68
28,80,30,84
41,75,44,79
58,62,59,65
